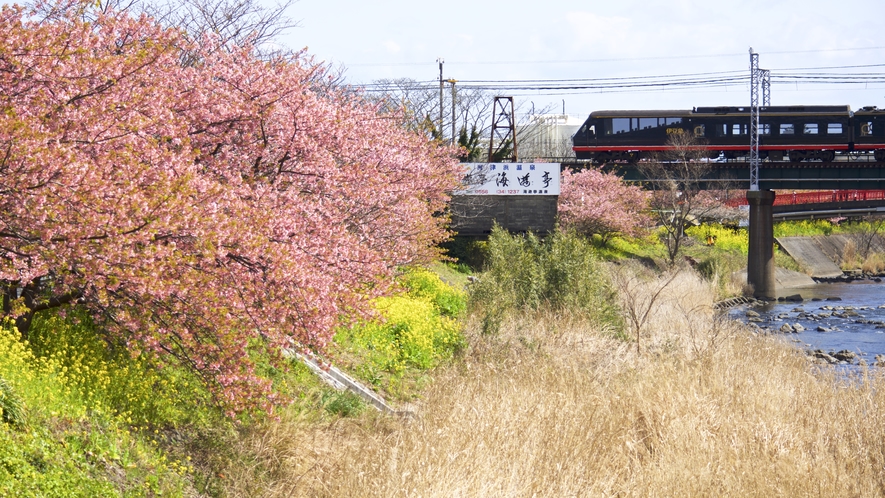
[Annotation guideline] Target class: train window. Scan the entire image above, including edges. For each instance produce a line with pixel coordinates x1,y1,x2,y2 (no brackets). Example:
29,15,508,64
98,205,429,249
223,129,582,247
611,118,630,135
827,123,843,134
666,117,682,125
761,124,771,135
718,124,728,136
640,118,657,129
780,124,795,135
732,124,748,135
804,123,819,135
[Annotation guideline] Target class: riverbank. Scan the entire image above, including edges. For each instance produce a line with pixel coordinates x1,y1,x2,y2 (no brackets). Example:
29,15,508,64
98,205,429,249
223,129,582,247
728,278,885,368
201,225,885,494
777,232,885,279
269,269,885,496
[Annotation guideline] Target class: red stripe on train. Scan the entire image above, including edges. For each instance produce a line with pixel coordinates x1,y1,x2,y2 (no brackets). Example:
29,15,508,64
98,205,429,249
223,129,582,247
573,144,885,152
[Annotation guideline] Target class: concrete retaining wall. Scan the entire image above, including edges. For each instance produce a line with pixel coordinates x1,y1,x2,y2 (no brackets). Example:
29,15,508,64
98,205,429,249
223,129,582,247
776,237,843,278
776,234,885,278
451,195,557,236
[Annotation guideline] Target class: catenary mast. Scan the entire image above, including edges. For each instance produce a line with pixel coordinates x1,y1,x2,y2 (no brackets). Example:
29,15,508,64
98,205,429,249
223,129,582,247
749,48,760,191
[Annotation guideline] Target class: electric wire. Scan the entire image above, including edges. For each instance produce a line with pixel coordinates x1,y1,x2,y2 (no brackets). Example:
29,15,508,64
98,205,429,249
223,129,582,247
345,46,885,67
353,62,885,95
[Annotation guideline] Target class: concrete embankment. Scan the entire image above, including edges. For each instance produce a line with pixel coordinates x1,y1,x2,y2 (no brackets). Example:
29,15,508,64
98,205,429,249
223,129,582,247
735,267,816,292
776,237,843,279
776,234,885,279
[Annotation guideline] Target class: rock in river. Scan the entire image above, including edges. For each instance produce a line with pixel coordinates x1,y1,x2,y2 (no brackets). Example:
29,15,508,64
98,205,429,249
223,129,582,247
832,350,857,363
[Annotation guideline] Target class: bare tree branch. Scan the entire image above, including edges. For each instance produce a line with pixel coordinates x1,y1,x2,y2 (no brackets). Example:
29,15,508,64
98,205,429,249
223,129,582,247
637,133,738,265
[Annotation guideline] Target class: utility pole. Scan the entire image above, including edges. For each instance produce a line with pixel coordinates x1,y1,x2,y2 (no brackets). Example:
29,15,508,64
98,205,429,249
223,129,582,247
447,79,457,145
438,58,444,141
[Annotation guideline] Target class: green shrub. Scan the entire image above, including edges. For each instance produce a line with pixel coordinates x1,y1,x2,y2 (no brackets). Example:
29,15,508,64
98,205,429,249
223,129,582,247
0,425,121,497
469,226,621,330
440,236,488,271
444,261,473,275
695,257,722,282
321,391,365,417
0,377,25,427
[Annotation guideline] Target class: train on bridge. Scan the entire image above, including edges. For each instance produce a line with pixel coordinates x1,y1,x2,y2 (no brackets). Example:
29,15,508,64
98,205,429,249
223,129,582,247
572,105,885,163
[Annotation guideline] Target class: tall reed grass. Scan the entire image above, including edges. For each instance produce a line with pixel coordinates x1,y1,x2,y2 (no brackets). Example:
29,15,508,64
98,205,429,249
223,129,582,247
232,270,885,497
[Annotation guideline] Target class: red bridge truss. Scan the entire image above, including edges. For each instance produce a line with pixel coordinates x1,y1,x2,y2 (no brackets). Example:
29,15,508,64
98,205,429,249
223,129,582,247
726,190,885,208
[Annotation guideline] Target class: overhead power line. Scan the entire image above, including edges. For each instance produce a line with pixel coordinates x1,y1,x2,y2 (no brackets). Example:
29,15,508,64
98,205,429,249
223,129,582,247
345,46,885,68
355,64,885,95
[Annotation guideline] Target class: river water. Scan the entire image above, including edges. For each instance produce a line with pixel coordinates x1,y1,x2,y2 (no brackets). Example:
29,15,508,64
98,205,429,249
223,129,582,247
728,280,885,364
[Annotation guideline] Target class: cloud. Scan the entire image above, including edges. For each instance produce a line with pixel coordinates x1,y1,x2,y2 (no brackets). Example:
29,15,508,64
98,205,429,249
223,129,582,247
383,40,401,53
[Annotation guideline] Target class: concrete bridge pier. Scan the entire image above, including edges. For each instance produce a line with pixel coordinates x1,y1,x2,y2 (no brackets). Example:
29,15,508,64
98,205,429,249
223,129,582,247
747,190,776,298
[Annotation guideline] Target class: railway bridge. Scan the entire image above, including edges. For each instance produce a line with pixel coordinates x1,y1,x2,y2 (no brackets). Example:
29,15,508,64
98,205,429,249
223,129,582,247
744,190,885,221
565,159,885,298
580,160,885,191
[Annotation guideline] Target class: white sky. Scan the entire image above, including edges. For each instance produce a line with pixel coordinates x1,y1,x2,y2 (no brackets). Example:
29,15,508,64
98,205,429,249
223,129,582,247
281,0,885,118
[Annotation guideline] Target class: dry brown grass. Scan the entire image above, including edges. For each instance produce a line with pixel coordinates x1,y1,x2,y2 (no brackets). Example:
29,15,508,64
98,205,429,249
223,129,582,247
841,238,859,270
862,253,885,274
226,270,885,497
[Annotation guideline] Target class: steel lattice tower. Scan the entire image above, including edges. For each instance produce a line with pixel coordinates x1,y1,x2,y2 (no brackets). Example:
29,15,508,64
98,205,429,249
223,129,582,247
761,69,771,107
488,96,518,162
749,49,760,191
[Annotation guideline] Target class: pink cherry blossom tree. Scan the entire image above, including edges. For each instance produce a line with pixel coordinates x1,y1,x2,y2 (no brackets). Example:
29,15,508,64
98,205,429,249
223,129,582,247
0,2,461,414
558,168,650,243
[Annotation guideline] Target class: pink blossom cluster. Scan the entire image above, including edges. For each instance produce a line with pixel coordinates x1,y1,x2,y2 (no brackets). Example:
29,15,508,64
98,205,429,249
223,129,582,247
0,3,461,413
558,168,651,241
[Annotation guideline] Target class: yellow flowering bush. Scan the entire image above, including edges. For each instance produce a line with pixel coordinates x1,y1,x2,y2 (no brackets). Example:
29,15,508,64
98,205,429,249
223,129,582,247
25,309,209,427
686,223,749,253
774,219,838,237
398,268,467,317
335,268,466,387
0,318,196,495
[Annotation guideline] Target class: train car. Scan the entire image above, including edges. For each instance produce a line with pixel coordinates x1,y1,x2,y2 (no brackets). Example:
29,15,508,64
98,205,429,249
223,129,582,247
572,105,885,162
853,106,885,162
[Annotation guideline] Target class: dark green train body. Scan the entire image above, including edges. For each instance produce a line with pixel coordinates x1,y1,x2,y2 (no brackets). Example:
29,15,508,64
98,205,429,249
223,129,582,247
572,105,885,162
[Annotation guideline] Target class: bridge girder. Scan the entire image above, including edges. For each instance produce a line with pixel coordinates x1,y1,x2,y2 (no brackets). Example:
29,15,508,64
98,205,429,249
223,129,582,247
563,161,885,191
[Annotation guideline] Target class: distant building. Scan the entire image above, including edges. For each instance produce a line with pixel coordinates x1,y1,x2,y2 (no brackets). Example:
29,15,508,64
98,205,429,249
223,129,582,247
517,114,584,161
